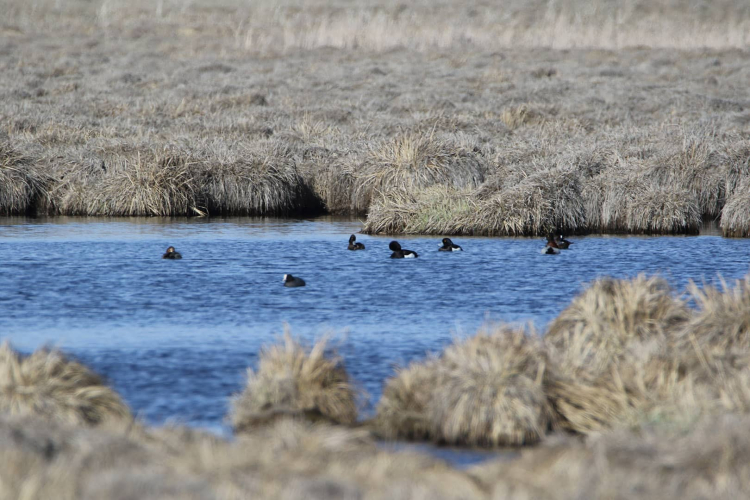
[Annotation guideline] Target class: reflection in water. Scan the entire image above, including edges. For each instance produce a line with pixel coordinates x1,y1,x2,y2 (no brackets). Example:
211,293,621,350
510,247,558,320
1,216,748,436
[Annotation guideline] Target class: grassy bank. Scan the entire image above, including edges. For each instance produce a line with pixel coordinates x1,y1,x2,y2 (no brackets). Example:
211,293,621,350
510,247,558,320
2,0,750,235
4,272,750,498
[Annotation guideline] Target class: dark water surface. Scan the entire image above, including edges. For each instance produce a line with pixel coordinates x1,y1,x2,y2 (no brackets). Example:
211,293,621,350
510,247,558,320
1,216,748,436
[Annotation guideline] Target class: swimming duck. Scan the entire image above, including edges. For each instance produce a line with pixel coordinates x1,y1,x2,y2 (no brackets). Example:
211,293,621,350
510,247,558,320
438,237,463,252
389,241,418,259
347,235,365,251
556,235,573,249
283,274,306,287
542,234,560,255
162,246,182,259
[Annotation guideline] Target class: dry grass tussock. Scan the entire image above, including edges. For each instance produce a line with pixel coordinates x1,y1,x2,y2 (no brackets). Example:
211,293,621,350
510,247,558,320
0,342,131,427
353,133,488,212
472,414,750,500
0,142,49,215
231,333,357,432
46,142,312,216
677,276,750,354
543,275,690,432
545,274,690,376
376,325,554,447
364,165,585,236
544,274,750,434
721,177,750,237
363,185,478,235
585,163,703,234
0,413,486,500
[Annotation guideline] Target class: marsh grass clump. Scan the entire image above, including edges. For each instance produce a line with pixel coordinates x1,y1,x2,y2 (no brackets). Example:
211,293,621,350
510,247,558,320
476,414,750,500
543,275,691,432
546,275,689,374
196,142,312,215
499,103,551,130
376,325,554,446
298,145,360,214
646,136,729,218
476,166,585,236
624,184,702,234
170,418,484,500
231,333,357,432
354,133,487,212
375,359,440,441
720,177,750,237
429,327,554,446
0,413,212,500
588,163,702,234
96,150,201,216
363,185,478,235
0,142,48,215
0,342,131,427
678,276,750,354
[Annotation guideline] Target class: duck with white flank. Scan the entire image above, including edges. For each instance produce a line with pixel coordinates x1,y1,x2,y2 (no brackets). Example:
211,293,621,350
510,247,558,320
438,238,463,252
556,234,573,249
389,241,418,259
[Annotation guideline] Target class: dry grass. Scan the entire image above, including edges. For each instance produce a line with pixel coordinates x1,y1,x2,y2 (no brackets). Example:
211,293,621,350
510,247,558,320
375,360,439,441
231,333,357,432
473,414,750,500
3,0,750,234
545,274,689,375
376,325,554,447
0,411,486,500
474,166,585,236
721,177,750,237
0,142,48,215
429,327,554,446
542,275,689,432
678,276,750,354
543,274,750,434
363,185,479,235
354,133,488,212
0,342,132,427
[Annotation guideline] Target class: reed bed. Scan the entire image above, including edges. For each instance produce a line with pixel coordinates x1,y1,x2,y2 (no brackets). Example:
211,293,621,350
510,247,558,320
231,333,357,432
376,325,553,446
0,342,131,427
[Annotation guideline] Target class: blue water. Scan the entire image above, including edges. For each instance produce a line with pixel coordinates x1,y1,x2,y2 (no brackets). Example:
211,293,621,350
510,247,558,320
1,216,748,434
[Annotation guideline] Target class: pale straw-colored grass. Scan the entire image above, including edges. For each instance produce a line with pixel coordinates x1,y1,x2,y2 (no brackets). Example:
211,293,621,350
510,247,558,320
230,332,357,432
0,342,131,427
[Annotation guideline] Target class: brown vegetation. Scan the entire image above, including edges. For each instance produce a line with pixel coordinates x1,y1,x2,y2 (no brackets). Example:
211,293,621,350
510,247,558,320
376,326,554,446
471,414,750,499
0,412,486,500
0,142,48,215
231,333,358,432
0,342,131,427
2,0,750,236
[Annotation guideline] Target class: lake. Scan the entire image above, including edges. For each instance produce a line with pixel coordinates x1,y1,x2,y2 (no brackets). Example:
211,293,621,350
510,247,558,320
1,216,748,435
